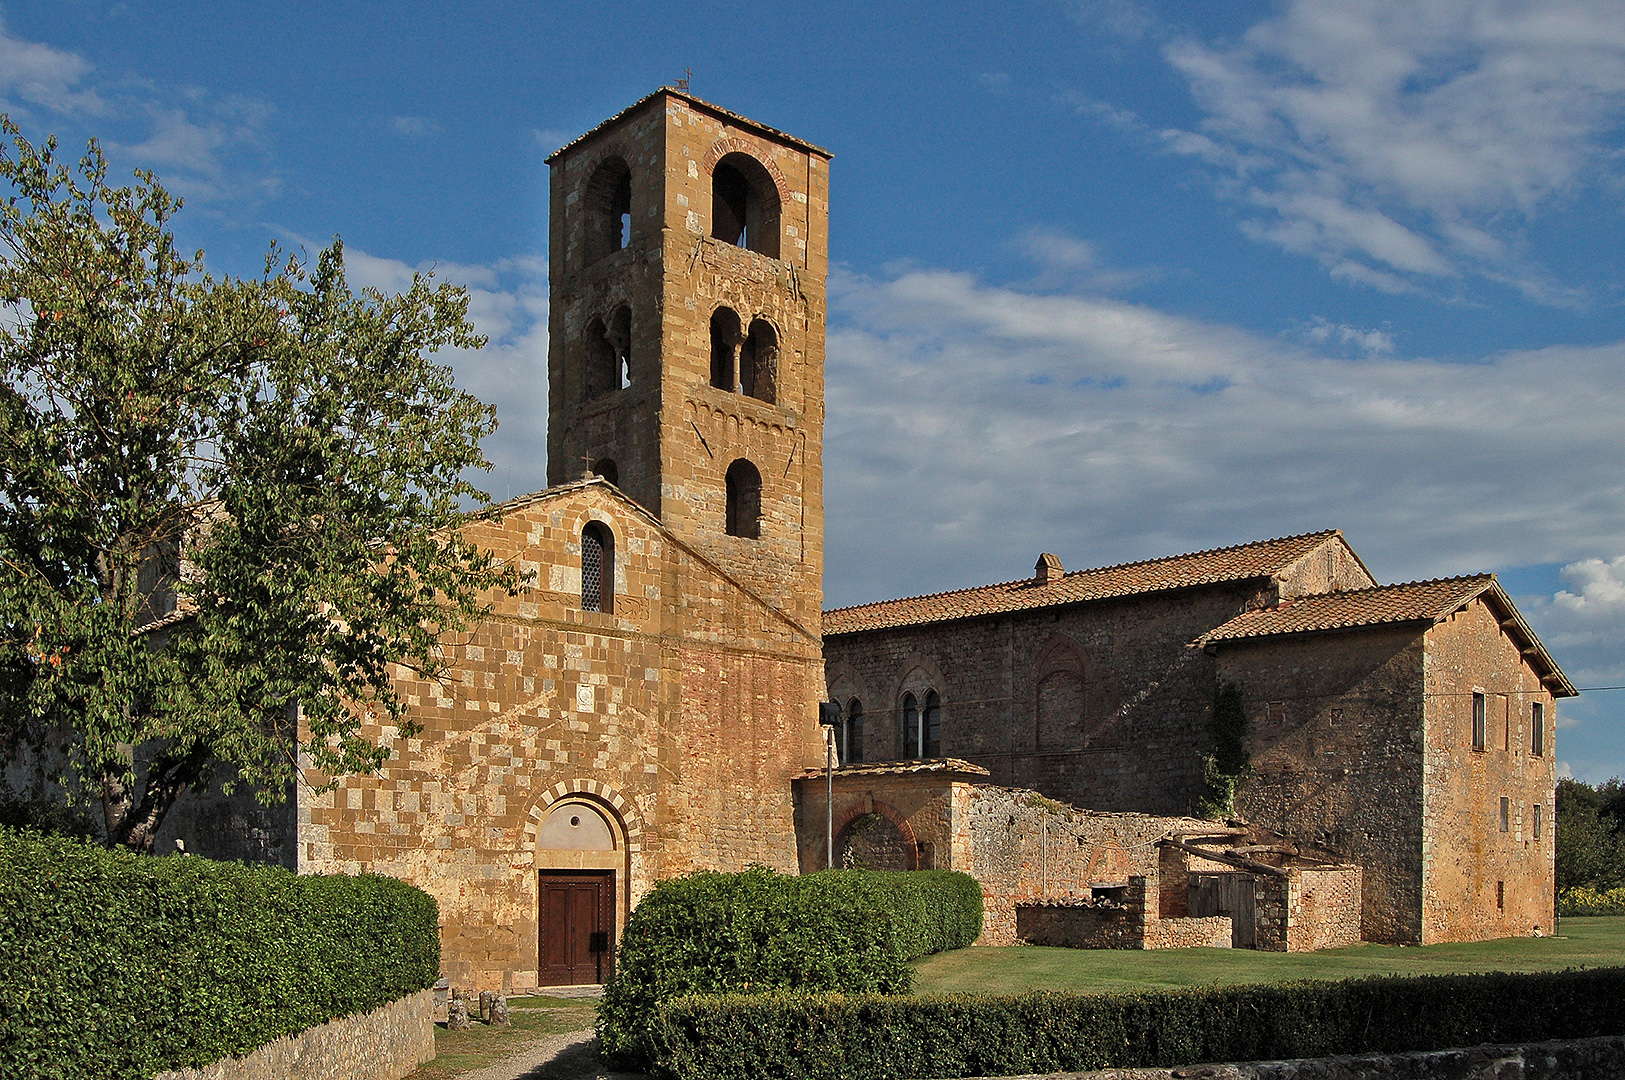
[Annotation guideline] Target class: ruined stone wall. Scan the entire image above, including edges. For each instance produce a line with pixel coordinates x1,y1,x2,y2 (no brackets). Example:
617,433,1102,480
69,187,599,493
158,774,297,868
1421,598,1557,943
301,487,825,992
1285,867,1362,952
823,582,1276,816
1219,625,1427,944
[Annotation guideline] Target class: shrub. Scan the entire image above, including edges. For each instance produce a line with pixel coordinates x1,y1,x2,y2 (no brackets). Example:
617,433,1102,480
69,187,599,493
598,867,981,1069
650,967,1625,1080
1558,885,1625,916
0,827,439,1080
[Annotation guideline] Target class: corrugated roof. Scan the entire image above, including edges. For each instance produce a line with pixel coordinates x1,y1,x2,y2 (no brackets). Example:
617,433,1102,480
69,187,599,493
823,530,1345,636
545,87,832,164
1201,575,1496,642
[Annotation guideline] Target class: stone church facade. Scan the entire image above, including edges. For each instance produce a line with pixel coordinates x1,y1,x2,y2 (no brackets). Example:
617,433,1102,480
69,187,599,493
155,90,1574,986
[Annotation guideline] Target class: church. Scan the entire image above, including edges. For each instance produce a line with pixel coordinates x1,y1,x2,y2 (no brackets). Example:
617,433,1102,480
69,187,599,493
162,90,1571,991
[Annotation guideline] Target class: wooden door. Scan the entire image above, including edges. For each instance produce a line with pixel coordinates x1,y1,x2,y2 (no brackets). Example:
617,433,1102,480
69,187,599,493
1189,872,1256,948
538,871,614,986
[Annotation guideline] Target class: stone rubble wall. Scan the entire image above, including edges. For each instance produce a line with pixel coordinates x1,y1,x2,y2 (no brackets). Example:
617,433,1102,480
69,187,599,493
154,989,434,1080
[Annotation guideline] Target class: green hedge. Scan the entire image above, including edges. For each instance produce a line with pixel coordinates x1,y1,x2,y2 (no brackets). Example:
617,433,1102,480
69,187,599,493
0,827,439,1080
650,967,1625,1080
598,867,982,1069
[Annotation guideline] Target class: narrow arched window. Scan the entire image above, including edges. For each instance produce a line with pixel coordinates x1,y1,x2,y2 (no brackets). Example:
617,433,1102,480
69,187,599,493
711,153,781,258
844,699,864,764
710,307,740,392
902,693,920,759
739,318,777,404
725,459,761,539
584,156,632,265
583,318,615,402
924,690,941,758
581,522,613,614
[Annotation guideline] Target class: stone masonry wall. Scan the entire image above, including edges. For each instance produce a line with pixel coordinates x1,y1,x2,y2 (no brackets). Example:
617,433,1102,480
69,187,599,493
1285,867,1362,952
824,582,1280,818
1219,625,1426,944
1422,598,1557,943
154,988,434,1080
301,485,826,992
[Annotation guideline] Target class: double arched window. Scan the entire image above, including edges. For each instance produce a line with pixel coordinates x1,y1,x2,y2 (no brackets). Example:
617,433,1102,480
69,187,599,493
708,306,777,405
711,152,780,259
725,459,762,539
841,699,864,764
900,690,941,760
581,522,614,614
583,306,631,402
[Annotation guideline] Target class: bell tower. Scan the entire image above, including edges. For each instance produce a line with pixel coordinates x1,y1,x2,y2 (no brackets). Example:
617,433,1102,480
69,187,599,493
546,90,830,629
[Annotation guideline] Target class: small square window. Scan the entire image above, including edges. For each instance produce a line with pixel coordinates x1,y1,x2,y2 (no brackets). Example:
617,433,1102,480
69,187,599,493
1267,701,1286,725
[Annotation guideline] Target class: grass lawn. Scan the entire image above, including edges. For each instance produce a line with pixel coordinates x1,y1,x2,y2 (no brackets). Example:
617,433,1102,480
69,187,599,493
405,996,598,1080
913,915,1625,996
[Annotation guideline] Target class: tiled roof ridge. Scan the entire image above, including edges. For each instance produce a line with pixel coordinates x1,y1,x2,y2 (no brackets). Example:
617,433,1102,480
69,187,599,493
1289,571,1495,599
823,528,1343,618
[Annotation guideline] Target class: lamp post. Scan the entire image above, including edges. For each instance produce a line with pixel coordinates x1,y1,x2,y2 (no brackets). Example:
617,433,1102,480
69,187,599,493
818,702,840,870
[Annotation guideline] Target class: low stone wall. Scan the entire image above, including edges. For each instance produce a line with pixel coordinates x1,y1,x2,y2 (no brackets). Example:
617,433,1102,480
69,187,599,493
964,1034,1625,1079
1018,877,1232,950
155,988,434,1080
1287,867,1362,952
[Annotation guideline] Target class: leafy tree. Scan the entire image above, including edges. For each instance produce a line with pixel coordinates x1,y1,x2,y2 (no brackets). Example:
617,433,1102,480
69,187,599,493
0,121,515,852
1555,777,1625,899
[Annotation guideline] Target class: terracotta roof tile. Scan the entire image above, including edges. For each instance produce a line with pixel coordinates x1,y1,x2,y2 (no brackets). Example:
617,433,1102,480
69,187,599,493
823,530,1344,636
795,758,992,780
1200,575,1495,643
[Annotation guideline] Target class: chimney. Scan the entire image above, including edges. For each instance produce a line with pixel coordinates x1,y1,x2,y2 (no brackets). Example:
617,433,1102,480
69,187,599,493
1035,552,1063,586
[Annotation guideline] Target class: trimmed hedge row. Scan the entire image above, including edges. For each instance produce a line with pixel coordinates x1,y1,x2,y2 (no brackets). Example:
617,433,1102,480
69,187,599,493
0,827,439,1080
598,867,982,1068
650,967,1625,1080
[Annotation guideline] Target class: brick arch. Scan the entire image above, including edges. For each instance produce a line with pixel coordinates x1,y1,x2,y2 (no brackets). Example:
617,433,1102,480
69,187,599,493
523,779,644,858
834,797,919,871
702,138,792,202
1033,633,1090,750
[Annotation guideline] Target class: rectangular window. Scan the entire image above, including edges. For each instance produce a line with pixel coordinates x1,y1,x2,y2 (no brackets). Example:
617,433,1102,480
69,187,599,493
1500,796,1510,833
1472,693,1487,750
1500,694,1510,750
1496,880,1505,911
1534,802,1543,840
1532,702,1546,756
1267,701,1286,725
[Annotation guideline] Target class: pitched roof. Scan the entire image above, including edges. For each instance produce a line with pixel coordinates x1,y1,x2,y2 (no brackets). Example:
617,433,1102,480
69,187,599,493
1201,575,1496,642
545,87,832,164
1201,575,1577,697
822,530,1346,636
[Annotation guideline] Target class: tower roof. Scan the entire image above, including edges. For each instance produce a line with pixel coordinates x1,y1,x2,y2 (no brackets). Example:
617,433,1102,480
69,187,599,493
545,87,833,165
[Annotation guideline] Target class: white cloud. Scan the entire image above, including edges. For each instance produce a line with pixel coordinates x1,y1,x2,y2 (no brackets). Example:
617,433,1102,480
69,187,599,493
1154,0,1625,299
823,264,1625,605
1554,556,1625,617
0,20,100,114
339,244,551,500
392,115,440,137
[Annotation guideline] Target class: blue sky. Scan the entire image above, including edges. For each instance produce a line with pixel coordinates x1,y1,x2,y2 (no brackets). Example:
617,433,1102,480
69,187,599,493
10,0,1625,779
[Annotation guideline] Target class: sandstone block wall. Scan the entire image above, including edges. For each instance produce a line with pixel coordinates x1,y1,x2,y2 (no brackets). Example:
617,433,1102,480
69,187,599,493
1421,598,1557,942
302,485,826,992
154,988,434,1080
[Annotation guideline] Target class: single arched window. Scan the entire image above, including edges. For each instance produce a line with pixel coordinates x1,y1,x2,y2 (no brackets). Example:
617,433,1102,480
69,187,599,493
709,307,740,392
844,699,864,764
584,155,632,265
739,318,777,404
924,690,941,758
711,153,781,258
591,459,618,486
581,522,614,614
725,459,761,539
582,308,631,402
902,693,920,759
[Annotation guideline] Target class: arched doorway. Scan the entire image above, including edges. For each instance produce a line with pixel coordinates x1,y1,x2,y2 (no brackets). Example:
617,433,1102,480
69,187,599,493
837,812,915,871
536,799,619,986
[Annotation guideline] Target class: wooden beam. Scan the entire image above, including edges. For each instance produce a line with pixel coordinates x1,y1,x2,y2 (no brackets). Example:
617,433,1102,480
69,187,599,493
1157,837,1290,878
